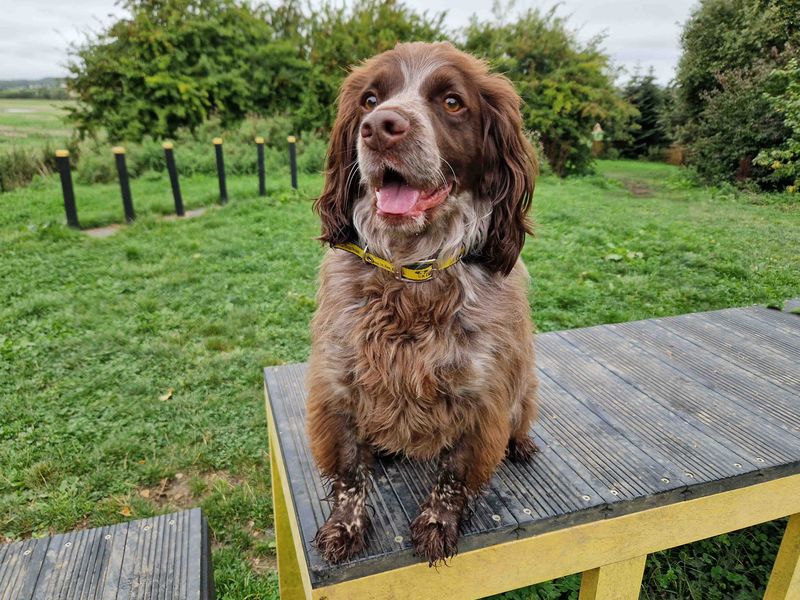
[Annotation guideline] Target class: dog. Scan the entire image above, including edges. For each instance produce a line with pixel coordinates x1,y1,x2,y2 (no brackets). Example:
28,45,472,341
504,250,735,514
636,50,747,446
306,41,538,566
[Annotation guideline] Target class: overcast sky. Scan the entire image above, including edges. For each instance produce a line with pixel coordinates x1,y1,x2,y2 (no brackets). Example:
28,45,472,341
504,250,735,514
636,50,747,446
0,0,696,84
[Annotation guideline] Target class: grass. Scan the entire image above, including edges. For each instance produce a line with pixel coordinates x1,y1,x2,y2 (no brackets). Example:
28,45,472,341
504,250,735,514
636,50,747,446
0,99,75,150
1,159,798,598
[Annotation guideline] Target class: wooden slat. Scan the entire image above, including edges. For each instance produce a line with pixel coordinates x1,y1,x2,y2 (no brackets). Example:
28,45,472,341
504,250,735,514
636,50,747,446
0,510,213,599
264,305,800,589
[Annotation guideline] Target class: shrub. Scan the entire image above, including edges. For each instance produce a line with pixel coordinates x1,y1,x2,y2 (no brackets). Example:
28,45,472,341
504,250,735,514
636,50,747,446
673,0,800,187
462,6,636,176
754,57,800,192
0,140,78,193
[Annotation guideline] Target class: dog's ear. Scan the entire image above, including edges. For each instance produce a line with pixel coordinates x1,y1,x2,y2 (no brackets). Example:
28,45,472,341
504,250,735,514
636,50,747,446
478,74,537,275
314,85,362,245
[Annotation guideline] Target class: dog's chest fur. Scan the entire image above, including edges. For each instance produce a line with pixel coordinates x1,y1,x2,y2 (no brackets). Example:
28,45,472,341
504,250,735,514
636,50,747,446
314,254,524,460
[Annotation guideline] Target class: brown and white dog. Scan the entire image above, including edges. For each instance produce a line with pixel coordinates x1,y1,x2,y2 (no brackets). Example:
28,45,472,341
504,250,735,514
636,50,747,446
306,41,539,566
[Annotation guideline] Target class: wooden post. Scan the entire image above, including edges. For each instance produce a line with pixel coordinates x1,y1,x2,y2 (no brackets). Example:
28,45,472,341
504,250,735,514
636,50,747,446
287,135,298,190
270,435,306,600
55,149,79,228
256,136,266,197
163,142,185,216
765,514,800,600
579,555,647,600
213,137,228,205
112,146,135,223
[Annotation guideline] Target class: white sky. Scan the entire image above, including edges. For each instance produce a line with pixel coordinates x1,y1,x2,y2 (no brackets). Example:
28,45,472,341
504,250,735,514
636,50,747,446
0,0,696,84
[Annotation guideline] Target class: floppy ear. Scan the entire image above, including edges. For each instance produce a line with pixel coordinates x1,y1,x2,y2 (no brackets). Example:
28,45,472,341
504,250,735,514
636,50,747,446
478,74,537,275
314,88,362,245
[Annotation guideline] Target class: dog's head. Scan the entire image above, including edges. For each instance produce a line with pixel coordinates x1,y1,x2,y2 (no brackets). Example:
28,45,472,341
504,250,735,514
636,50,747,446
315,41,536,274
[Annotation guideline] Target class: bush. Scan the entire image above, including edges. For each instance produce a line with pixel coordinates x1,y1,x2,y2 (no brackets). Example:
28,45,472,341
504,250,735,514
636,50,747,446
0,140,78,193
754,57,800,192
688,63,788,186
673,0,800,187
66,0,309,141
462,6,636,176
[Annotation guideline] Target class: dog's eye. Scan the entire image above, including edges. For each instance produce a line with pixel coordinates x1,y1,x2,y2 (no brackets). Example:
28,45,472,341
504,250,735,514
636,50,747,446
443,96,462,112
363,94,378,111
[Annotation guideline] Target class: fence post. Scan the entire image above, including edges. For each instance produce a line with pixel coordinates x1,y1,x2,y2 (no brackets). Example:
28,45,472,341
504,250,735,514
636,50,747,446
213,137,228,205
56,149,79,228
163,142,185,216
256,136,267,197
287,135,298,190
113,146,135,223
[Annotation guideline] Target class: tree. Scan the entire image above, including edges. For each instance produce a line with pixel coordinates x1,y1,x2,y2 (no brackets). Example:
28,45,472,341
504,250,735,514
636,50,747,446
67,0,309,141
462,6,636,176
620,69,669,158
673,0,799,187
754,58,800,192
296,0,447,132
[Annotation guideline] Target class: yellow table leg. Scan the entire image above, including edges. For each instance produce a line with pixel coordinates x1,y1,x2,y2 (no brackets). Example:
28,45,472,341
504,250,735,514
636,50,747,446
271,443,307,600
579,554,647,600
765,514,800,600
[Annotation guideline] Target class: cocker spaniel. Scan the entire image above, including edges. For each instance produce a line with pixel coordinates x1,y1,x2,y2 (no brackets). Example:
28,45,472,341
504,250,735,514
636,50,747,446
306,41,539,566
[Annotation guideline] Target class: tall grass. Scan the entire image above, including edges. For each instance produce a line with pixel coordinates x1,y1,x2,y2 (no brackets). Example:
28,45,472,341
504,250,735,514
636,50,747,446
0,115,328,193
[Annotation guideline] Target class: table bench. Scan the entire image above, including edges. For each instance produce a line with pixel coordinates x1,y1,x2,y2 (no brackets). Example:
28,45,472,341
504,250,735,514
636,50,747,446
0,509,214,599
264,304,800,599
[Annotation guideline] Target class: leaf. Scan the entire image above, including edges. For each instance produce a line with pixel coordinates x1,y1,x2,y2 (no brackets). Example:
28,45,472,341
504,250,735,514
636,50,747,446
159,388,174,401
139,489,151,499
119,506,132,517
604,253,623,261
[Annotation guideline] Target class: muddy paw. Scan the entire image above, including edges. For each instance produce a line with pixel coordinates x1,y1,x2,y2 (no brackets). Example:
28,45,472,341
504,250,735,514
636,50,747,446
410,509,460,566
313,515,366,563
507,435,539,462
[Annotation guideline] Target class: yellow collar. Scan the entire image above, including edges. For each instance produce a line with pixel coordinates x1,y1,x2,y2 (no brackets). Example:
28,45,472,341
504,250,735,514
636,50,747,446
333,241,464,282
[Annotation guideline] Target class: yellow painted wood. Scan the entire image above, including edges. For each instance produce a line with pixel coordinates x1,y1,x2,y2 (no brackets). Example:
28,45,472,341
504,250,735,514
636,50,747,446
309,474,800,600
266,382,313,600
579,555,647,600
287,135,297,143
212,137,223,145
162,141,174,150
55,149,69,157
255,136,265,144
765,513,800,600
271,441,308,600
112,146,125,154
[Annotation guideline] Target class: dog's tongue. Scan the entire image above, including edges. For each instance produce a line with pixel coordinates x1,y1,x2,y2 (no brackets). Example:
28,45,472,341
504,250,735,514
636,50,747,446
376,183,421,215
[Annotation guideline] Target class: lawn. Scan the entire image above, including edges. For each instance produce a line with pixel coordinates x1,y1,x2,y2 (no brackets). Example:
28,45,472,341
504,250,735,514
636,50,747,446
1,160,798,599
0,98,75,150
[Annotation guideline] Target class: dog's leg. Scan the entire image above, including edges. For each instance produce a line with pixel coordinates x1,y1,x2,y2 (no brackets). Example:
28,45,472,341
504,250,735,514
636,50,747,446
507,383,539,462
410,427,507,566
307,397,373,563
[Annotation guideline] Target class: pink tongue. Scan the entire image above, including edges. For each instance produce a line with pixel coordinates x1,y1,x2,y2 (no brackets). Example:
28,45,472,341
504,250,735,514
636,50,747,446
376,183,421,215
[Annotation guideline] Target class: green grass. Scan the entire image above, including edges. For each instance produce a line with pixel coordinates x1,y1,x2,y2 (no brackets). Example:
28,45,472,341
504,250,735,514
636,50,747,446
0,99,75,150
1,160,798,598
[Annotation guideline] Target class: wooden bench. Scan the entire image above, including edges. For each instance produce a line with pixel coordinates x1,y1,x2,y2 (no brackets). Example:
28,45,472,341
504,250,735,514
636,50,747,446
0,509,214,599
264,304,800,600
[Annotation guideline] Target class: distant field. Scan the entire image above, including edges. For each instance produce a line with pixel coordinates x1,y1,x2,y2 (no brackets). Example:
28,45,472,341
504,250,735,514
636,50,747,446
0,98,75,150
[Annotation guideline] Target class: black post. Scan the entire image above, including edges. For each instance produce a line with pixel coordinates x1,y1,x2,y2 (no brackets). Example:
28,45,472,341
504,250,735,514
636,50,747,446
163,142,185,216
113,147,135,223
56,149,79,228
213,137,228,204
288,135,298,190
256,136,266,197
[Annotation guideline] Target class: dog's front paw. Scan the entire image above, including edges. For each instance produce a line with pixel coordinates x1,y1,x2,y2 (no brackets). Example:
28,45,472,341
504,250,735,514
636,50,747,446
313,514,366,563
410,508,460,566
507,435,539,462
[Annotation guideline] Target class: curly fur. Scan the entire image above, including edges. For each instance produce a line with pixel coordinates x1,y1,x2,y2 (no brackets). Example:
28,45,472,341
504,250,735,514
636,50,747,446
307,41,539,566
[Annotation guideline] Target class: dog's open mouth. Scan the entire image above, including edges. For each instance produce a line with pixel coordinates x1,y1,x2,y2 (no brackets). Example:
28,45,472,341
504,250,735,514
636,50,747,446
375,168,452,217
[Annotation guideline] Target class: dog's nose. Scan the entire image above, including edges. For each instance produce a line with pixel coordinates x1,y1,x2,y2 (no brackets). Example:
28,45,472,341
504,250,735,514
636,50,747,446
360,110,409,150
